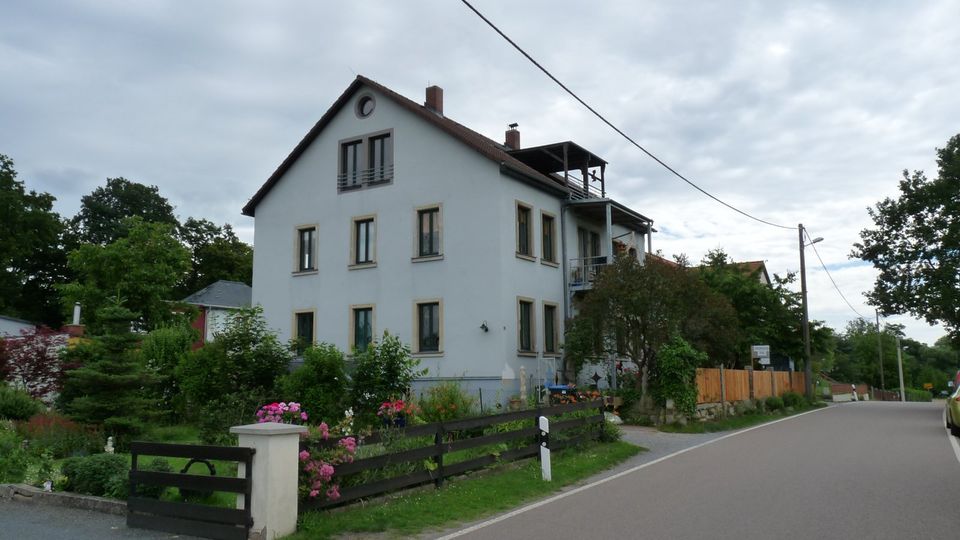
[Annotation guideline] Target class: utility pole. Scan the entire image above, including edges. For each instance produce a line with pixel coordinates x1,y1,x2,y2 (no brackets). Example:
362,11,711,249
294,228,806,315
799,224,813,400
896,336,905,402
876,310,884,395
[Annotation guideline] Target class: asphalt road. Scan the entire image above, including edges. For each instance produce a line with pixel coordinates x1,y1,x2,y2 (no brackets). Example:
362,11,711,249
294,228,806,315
439,402,960,539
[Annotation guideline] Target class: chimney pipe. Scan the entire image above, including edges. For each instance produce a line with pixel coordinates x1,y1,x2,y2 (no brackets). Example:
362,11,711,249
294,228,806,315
425,85,443,115
72,302,81,325
505,123,520,150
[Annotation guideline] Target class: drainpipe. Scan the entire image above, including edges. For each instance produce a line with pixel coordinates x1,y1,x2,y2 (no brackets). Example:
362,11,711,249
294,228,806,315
560,204,569,319
605,202,613,263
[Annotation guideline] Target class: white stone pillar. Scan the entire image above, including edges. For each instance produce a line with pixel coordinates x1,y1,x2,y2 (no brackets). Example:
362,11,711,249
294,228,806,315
230,423,307,540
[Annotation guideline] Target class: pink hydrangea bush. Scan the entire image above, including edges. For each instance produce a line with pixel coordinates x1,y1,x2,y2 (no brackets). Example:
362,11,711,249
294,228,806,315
299,421,357,501
256,402,308,424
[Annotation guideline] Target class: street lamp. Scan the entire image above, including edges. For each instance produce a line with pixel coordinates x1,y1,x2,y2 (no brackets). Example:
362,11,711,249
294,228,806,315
799,224,822,400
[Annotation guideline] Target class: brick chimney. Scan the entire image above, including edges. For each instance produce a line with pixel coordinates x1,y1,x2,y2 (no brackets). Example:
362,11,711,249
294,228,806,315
425,85,443,115
505,123,520,150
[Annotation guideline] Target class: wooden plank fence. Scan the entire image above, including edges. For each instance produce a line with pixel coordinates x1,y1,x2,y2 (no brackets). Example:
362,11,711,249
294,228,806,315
299,400,606,511
696,368,806,404
724,370,751,402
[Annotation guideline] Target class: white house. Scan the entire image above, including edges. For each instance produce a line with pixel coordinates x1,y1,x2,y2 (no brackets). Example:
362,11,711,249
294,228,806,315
242,76,654,400
182,280,252,346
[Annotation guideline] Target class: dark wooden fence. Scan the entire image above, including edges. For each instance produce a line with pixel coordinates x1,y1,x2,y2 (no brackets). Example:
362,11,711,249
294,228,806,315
299,399,605,511
127,442,254,540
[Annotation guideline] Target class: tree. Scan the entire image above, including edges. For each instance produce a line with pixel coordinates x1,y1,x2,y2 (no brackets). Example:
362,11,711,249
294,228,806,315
139,320,196,419
0,327,68,403
278,343,348,424
177,307,292,444
0,154,69,326
71,177,178,245
853,134,960,341
176,218,253,296
59,218,191,331
349,332,425,428
565,255,739,399
61,303,154,445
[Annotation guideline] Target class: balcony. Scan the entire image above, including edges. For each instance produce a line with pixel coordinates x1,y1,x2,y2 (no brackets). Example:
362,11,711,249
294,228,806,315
569,256,608,291
338,165,394,192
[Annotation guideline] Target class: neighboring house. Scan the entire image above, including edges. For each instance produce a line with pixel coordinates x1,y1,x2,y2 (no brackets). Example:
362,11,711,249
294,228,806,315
241,75,654,397
734,260,772,286
182,280,252,347
0,314,35,338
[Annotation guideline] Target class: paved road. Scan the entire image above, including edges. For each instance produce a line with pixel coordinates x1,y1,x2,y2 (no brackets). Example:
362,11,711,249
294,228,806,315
439,402,960,539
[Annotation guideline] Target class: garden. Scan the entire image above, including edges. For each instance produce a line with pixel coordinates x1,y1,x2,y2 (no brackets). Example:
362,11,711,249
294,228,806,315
0,304,631,518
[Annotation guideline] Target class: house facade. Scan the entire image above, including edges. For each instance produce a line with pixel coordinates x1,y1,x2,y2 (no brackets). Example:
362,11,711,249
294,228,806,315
242,76,653,398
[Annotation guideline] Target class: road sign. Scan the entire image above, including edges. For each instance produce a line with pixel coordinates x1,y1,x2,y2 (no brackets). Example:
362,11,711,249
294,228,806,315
751,345,770,365
923,383,933,390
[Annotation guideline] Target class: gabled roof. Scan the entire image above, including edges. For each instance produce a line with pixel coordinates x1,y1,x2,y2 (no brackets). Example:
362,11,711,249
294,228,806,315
734,260,771,285
242,75,568,217
183,280,252,309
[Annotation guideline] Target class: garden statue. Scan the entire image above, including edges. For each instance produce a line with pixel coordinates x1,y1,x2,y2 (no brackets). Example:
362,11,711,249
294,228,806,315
104,436,114,454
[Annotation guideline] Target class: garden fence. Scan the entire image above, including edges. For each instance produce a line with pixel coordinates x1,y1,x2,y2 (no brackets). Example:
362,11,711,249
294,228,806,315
696,368,807,405
298,399,605,511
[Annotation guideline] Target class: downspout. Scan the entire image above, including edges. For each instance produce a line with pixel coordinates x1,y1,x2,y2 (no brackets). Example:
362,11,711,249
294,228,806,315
560,202,570,384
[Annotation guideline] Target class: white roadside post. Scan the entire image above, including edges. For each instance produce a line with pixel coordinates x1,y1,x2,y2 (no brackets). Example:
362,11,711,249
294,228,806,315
539,416,551,481
230,423,307,540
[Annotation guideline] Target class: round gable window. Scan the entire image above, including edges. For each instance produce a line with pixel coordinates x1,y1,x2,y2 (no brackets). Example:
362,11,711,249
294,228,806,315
356,95,376,118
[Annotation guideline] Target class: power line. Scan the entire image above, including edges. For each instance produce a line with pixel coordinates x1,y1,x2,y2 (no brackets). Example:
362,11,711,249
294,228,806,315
804,229,867,319
459,0,794,231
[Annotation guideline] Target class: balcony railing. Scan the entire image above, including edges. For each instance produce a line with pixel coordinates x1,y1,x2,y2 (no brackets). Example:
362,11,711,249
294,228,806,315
338,164,394,192
564,173,605,200
569,256,608,290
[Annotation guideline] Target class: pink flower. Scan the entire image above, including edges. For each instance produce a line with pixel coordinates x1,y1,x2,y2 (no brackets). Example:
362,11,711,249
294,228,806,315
338,437,357,454
326,485,340,500
299,450,310,462
300,412,308,421
319,463,335,482
309,489,319,498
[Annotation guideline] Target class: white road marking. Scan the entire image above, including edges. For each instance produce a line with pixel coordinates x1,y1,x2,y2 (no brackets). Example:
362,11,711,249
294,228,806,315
435,406,831,540
942,409,960,466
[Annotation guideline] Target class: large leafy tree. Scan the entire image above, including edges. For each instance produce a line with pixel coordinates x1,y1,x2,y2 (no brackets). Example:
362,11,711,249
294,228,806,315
59,218,191,331
565,254,740,396
71,177,178,245
697,250,808,367
176,217,253,296
0,154,69,326
853,134,960,341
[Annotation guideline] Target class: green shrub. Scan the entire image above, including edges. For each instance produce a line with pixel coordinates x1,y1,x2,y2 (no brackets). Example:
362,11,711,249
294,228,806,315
781,392,804,409
765,396,784,411
177,307,291,410
61,453,127,498
16,413,102,458
0,385,43,420
137,457,173,499
0,423,30,482
140,323,195,420
904,388,932,402
197,393,260,445
349,332,425,428
418,380,476,423
652,336,704,417
598,419,623,442
278,343,348,424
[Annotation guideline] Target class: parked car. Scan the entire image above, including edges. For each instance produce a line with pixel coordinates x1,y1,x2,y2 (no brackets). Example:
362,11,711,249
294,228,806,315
945,386,960,437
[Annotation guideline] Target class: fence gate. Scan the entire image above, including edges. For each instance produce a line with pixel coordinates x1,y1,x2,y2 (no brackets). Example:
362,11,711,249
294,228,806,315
127,442,254,540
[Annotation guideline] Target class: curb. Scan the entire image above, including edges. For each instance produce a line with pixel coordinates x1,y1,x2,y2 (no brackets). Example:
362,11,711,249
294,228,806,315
0,483,127,515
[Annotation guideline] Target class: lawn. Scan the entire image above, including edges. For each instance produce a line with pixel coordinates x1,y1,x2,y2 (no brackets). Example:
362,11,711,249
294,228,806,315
290,441,643,539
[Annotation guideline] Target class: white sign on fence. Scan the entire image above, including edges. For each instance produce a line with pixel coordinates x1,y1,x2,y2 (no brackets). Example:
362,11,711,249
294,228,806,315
752,345,770,365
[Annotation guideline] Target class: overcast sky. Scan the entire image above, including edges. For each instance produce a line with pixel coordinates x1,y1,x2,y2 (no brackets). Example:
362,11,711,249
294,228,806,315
2,1,957,344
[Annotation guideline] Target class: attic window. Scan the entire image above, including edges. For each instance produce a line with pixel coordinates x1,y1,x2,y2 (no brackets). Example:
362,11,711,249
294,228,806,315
356,95,376,118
